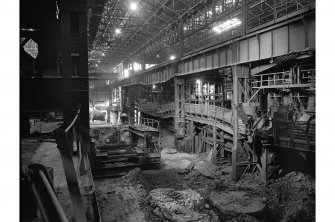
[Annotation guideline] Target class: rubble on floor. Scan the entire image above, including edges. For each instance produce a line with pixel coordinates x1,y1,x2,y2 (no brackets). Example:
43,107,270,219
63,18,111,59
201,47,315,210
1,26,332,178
94,168,146,222
265,171,315,222
94,131,315,222
94,165,316,222
149,188,214,222
208,191,266,216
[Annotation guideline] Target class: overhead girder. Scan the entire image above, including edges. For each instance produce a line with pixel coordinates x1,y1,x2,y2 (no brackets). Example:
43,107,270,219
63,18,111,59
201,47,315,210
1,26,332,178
92,0,174,67
149,15,168,26
138,28,154,37
123,0,204,62
163,6,178,17
89,0,213,70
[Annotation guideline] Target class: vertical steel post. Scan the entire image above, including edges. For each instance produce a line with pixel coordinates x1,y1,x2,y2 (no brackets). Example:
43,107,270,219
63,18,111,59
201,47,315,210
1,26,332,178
241,0,247,36
232,65,238,181
118,87,122,124
261,146,267,182
178,21,184,57
190,120,195,153
212,124,217,163
53,128,87,222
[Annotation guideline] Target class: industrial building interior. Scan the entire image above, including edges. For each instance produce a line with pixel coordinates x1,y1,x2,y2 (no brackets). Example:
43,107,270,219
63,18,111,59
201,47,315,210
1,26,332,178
17,0,321,221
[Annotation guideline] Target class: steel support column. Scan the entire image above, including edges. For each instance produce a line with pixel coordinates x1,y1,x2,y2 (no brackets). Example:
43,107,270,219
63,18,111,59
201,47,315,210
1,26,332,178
241,0,247,36
174,77,186,135
178,21,184,57
231,65,239,181
212,124,217,163
232,64,252,181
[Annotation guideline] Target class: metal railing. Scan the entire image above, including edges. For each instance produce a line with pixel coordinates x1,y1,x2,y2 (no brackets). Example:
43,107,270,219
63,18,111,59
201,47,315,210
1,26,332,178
184,103,231,123
122,0,314,70
138,102,159,112
183,103,247,134
251,69,315,88
247,0,315,30
273,119,315,152
125,117,160,131
252,71,291,88
53,107,100,222
21,164,68,222
158,102,175,115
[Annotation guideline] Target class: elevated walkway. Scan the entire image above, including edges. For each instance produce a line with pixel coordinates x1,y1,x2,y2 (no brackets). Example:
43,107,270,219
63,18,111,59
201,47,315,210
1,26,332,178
138,102,174,119
183,103,247,135
126,117,160,138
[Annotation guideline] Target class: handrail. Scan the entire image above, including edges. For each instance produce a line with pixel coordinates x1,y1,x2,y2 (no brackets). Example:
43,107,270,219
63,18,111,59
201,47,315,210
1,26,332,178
65,109,80,132
183,103,247,133
126,117,160,131
247,0,314,30
251,69,315,88
23,164,68,222
53,107,88,222
21,163,69,222
37,170,69,222
273,119,315,151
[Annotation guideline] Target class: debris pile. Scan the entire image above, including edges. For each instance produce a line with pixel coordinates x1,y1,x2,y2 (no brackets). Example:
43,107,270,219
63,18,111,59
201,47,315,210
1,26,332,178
95,168,146,222
149,188,214,222
265,171,315,222
138,169,187,191
208,190,266,216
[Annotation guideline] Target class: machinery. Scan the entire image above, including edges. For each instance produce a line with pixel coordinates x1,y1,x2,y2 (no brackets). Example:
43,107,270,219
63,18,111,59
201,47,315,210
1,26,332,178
89,118,161,178
231,60,316,179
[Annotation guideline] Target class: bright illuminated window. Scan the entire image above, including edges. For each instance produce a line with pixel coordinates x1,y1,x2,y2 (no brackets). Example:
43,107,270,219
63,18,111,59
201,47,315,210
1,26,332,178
207,10,212,17
23,39,38,59
145,64,156,69
170,55,176,60
133,62,141,71
215,5,222,13
124,69,129,77
226,0,236,4
213,18,241,33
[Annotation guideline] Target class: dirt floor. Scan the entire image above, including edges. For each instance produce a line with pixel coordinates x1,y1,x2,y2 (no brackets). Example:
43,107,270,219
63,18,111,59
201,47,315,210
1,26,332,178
21,137,94,222
21,130,315,222
94,130,315,222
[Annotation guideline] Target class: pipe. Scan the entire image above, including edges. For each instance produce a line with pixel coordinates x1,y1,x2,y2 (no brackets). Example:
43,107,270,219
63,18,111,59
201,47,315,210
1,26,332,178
65,109,80,132
30,170,68,222
38,171,68,222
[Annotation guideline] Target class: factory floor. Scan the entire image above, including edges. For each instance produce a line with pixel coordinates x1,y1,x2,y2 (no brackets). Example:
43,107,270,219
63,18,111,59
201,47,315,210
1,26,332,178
94,130,315,222
21,137,95,222
21,131,315,222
